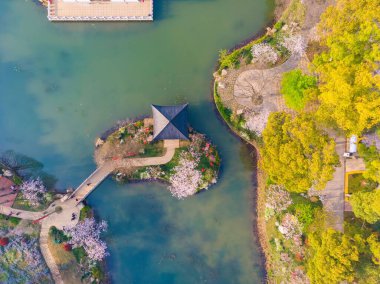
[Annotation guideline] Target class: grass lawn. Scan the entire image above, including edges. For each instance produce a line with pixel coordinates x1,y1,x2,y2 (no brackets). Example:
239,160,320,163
12,192,55,212
79,205,93,221
48,237,85,284
159,148,184,174
348,174,378,194
137,141,165,158
0,213,21,229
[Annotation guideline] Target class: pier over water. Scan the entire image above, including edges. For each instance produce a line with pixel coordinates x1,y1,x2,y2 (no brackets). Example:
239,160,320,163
48,0,153,22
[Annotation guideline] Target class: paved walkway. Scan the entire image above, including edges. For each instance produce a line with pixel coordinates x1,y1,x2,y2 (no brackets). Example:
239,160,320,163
0,206,43,220
346,158,366,172
70,139,179,204
233,54,300,111
0,139,179,284
40,222,64,284
320,136,346,232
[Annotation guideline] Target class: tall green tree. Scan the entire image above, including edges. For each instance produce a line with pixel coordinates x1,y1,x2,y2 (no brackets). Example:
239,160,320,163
313,0,380,135
358,143,380,183
367,234,380,265
261,112,339,192
281,69,317,111
350,189,380,224
306,229,360,283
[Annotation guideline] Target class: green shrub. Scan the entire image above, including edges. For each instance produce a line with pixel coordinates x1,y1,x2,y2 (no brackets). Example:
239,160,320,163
289,194,322,232
281,69,317,110
91,264,104,280
49,226,68,244
289,203,319,232
79,205,93,221
218,49,240,70
214,83,232,122
0,214,20,226
8,217,20,226
273,21,285,31
12,175,23,186
217,36,268,72
72,247,87,263
358,143,380,183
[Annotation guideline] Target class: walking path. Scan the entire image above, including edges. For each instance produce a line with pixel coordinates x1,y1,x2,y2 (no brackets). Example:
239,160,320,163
346,158,366,172
40,222,64,284
320,136,346,232
0,139,179,284
70,139,179,204
0,206,43,220
233,53,301,111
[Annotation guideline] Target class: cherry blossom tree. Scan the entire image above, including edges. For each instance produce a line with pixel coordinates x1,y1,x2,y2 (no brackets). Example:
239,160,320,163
245,108,271,135
63,218,108,262
266,184,292,213
251,43,278,64
169,153,202,199
277,213,302,239
2,234,52,282
188,133,205,162
20,177,46,206
282,34,307,56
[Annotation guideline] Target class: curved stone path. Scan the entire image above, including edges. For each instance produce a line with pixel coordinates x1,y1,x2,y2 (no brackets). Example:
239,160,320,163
233,53,301,111
0,139,179,284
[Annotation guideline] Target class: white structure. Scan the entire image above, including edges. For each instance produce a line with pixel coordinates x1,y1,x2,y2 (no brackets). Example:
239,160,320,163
349,135,358,153
48,0,153,22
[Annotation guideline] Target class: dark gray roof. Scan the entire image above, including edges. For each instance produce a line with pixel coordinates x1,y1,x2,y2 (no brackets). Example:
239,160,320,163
152,104,189,141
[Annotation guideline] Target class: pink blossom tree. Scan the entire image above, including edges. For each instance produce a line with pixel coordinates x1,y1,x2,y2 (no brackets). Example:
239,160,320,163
20,177,47,206
277,213,302,239
169,153,202,199
282,35,307,56
63,218,108,262
266,184,292,213
251,43,278,64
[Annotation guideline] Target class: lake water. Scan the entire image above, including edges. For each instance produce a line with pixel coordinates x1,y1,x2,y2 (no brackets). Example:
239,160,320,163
0,0,273,282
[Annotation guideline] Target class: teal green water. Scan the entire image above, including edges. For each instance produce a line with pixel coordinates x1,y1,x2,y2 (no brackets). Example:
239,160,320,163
0,0,273,282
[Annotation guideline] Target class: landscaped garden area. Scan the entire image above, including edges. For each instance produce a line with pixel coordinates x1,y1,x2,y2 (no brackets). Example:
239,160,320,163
12,177,55,212
117,131,221,199
94,119,164,166
217,0,305,72
213,0,380,282
214,0,310,139
0,152,58,212
264,184,324,282
348,173,378,195
48,205,107,283
0,216,52,283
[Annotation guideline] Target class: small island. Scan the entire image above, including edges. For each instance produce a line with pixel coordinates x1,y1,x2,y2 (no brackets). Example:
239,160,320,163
95,104,220,199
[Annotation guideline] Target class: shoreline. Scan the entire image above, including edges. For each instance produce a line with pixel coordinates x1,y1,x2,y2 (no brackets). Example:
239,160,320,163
211,86,270,279
210,0,291,279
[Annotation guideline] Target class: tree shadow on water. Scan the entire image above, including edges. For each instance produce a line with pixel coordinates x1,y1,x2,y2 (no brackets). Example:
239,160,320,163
0,150,57,189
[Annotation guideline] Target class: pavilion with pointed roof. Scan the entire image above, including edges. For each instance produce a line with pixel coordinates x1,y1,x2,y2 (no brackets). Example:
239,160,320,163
151,104,189,141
